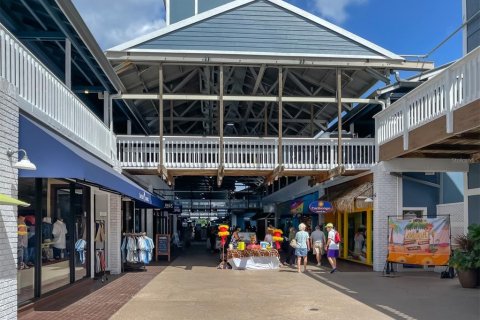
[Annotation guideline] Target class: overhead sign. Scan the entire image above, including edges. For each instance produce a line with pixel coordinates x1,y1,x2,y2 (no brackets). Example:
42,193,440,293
309,201,333,214
387,217,451,266
173,203,182,214
163,201,174,211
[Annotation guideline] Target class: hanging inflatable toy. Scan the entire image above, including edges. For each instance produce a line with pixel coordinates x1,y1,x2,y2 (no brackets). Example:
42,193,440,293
218,225,230,247
272,229,284,250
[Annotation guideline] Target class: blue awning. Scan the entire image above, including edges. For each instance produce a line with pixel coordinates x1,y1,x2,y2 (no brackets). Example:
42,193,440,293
19,116,162,208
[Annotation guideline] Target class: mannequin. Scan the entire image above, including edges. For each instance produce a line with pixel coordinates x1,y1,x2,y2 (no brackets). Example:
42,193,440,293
52,218,68,259
18,216,28,269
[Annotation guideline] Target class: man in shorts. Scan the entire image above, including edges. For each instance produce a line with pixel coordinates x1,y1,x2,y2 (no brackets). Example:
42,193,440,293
325,223,339,273
310,225,326,266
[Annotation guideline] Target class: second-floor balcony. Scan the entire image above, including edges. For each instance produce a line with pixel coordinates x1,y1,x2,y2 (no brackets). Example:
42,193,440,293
375,46,480,162
0,22,117,166
117,135,376,175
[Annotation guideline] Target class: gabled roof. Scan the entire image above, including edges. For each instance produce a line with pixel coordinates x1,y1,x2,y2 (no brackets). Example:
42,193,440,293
109,0,403,61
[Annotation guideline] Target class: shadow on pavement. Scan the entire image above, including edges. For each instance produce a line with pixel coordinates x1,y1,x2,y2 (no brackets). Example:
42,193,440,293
305,268,480,320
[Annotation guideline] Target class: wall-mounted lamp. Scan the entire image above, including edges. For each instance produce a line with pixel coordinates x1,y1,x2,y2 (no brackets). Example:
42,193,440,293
7,149,37,171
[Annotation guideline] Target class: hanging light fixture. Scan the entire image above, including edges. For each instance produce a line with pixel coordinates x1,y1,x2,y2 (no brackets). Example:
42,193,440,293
7,149,37,170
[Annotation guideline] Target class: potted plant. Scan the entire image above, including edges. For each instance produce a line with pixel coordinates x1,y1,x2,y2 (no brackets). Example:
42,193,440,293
449,224,480,288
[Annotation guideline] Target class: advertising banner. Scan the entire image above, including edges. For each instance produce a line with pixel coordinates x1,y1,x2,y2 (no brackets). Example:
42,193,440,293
387,216,451,266
290,199,304,214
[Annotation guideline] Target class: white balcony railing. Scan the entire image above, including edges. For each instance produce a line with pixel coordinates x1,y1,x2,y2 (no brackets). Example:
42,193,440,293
0,23,116,165
117,136,376,171
375,46,480,146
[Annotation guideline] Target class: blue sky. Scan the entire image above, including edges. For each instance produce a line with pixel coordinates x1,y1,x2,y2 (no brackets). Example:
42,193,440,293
74,0,463,68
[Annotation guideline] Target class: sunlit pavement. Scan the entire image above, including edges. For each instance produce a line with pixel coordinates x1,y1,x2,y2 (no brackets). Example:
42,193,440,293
111,244,479,320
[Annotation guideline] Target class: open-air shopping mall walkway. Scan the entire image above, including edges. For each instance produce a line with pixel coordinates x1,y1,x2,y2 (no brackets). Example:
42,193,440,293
19,243,480,320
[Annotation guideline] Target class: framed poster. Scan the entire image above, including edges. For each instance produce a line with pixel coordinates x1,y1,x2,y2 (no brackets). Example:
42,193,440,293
156,234,171,262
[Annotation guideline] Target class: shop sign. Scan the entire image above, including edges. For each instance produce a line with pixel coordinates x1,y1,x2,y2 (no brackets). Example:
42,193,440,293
163,201,174,211
138,191,151,204
309,201,333,214
387,217,451,266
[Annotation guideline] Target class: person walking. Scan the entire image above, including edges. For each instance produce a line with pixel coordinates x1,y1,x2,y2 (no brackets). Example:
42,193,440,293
295,223,310,273
325,223,339,273
310,225,326,267
284,226,296,266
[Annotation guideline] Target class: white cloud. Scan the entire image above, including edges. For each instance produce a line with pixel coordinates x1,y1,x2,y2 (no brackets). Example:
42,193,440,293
72,0,166,50
312,0,368,24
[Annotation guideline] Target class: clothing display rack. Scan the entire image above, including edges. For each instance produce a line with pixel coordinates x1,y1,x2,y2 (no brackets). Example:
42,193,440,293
96,249,108,283
121,232,154,272
95,220,108,282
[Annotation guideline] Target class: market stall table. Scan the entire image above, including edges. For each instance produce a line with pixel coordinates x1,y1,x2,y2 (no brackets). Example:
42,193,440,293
227,249,280,270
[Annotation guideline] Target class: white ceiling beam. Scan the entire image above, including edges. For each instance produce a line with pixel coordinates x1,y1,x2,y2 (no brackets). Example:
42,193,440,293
116,94,385,105
107,52,434,71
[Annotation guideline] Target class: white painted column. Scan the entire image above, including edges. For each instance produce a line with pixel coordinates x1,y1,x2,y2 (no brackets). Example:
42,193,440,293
108,194,122,274
372,163,403,272
463,172,469,234
146,209,153,239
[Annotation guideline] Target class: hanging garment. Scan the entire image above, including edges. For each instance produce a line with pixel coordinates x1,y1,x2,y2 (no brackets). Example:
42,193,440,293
52,220,68,249
75,239,87,264
95,223,106,243
121,237,127,263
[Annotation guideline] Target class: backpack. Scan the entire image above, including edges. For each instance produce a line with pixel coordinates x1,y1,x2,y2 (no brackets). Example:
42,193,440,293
334,231,342,244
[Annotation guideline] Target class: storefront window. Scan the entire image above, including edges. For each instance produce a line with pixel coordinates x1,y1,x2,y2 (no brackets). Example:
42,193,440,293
17,178,46,304
17,178,90,304
347,211,367,263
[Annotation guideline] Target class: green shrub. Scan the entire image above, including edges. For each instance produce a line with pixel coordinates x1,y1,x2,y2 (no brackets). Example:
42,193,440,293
449,224,480,271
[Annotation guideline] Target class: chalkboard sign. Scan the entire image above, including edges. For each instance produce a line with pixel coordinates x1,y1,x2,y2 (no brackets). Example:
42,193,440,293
156,234,170,262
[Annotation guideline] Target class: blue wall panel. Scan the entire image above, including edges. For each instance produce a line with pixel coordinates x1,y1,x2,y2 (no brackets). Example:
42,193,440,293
468,163,480,189
466,0,480,53
139,0,383,57
468,195,480,225
403,176,439,217
199,0,234,13
170,0,195,24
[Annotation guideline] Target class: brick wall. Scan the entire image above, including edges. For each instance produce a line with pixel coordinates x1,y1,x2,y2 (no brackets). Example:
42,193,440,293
372,163,402,272
0,79,19,319
108,194,122,274
437,202,465,244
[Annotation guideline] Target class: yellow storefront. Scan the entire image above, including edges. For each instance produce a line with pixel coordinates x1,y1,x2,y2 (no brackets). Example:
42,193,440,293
322,178,374,266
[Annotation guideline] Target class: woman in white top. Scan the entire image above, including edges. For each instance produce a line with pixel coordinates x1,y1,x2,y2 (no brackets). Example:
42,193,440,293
295,223,310,273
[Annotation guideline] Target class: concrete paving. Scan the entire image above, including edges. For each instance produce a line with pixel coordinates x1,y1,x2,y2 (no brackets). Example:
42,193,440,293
110,243,476,320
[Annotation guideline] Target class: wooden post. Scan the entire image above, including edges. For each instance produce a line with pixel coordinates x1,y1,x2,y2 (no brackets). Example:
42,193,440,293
337,69,343,167
278,68,283,166
264,102,268,137
159,65,164,168
170,100,173,135
310,104,314,137
219,65,224,166
343,211,348,259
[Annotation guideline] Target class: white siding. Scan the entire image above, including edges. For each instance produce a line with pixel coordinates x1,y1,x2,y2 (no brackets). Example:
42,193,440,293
0,79,19,320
